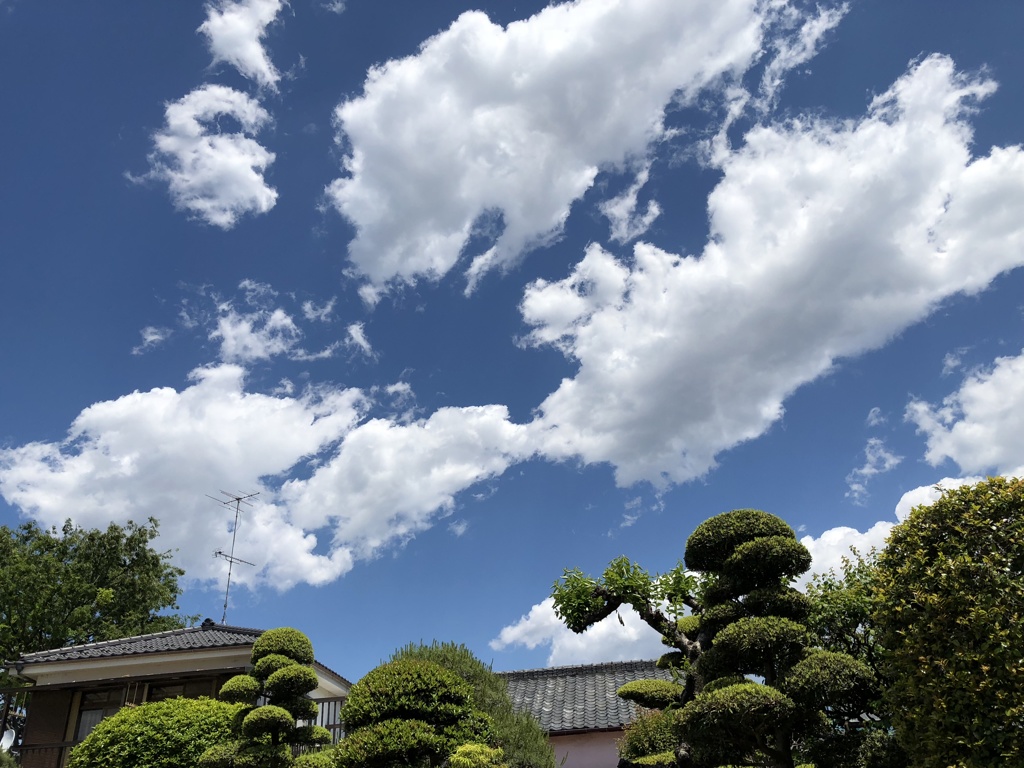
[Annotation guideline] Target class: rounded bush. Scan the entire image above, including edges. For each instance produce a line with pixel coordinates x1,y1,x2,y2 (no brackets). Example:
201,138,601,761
293,724,334,746
675,615,701,640
780,649,874,719
241,704,295,741
294,750,336,768
744,586,811,622
656,650,686,670
619,709,685,761
700,601,745,637
342,659,474,732
254,652,299,681
685,509,795,572
198,741,242,768
231,743,291,768
68,697,239,768
219,673,261,704
700,675,746,694
721,536,812,590
617,679,685,710
335,718,444,768
679,683,796,764
275,694,319,721
710,616,808,677
252,627,315,665
450,743,508,768
267,663,320,700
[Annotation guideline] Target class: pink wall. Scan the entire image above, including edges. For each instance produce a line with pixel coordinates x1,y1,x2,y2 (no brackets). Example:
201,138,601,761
550,730,622,768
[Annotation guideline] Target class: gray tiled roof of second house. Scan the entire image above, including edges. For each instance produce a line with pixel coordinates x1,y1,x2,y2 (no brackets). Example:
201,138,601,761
499,660,674,734
15,620,263,665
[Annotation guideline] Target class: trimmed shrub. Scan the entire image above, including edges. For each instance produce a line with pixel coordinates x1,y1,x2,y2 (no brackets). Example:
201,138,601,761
679,683,796,765
685,509,795,572
68,697,239,768
722,536,812,590
219,673,261,704
449,743,508,768
293,751,336,768
242,704,295,741
266,664,320,700
619,709,684,761
334,718,443,768
251,627,315,665
617,679,685,710
254,652,300,681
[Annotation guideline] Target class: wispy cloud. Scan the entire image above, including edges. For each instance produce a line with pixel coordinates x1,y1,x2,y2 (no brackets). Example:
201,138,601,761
132,326,172,355
845,438,902,503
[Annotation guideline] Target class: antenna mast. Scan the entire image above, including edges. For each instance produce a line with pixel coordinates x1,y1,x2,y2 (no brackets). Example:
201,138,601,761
208,490,259,624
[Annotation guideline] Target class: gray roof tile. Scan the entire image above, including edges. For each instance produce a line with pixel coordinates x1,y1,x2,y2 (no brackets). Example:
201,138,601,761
16,620,262,664
499,660,675,733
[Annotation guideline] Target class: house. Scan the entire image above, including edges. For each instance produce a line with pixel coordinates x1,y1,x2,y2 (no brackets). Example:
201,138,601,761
500,660,674,768
1,619,350,768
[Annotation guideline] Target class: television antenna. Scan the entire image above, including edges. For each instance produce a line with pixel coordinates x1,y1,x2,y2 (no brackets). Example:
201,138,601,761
208,490,259,624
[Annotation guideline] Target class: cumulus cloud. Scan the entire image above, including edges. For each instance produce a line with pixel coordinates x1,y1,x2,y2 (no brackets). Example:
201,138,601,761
327,0,778,293
524,55,1024,487
0,365,365,589
845,438,902,503
145,85,277,228
757,2,848,108
799,520,896,583
0,370,535,590
198,0,285,89
491,598,667,667
907,349,1024,477
280,405,533,558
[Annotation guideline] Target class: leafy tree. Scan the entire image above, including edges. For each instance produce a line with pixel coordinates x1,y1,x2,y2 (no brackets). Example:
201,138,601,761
389,641,555,768
873,477,1024,767
806,550,907,768
553,508,875,768
0,518,192,742
67,697,239,768
336,658,494,768
201,628,332,768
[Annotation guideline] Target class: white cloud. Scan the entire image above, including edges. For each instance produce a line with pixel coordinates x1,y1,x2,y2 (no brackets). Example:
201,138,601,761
280,405,533,558
491,598,667,667
799,520,895,583
523,55,1024,487
865,407,885,427
757,2,848,108
941,350,964,376
907,349,1024,476
0,365,366,590
322,0,344,13
449,519,469,537
345,322,375,357
213,306,301,362
845,437,902,503
892,476,982,521
198,0,285,89
327,0,777,293
132,326,172,355
145,85,277,228
600,163,662,244
302,298,336,322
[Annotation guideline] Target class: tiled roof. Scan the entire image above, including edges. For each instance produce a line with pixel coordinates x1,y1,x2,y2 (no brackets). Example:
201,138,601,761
499,660,675,734
16,619,262,665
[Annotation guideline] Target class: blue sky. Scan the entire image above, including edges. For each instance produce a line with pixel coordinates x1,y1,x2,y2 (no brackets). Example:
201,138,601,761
2,0,1023,681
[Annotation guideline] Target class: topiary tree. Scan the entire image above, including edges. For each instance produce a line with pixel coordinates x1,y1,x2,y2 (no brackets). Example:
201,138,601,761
552,508,876,768
335,658,494,768
389,641,555,768
200,627,331,768
67,697,240,768
873,476,1024,767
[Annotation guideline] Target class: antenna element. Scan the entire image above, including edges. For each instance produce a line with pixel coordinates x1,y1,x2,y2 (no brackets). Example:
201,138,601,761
208,490,259,624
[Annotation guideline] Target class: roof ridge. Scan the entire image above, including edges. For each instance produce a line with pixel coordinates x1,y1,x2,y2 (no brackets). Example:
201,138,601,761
18,621,265,661
497,659,659,677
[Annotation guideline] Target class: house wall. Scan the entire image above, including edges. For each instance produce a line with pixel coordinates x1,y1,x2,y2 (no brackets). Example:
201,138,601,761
550,729,621,768
19,690,73,768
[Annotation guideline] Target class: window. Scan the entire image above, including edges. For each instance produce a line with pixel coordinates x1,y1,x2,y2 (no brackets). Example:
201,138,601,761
75,688,124,741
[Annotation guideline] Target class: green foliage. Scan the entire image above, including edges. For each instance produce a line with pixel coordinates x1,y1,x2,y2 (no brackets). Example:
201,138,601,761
205,627,322,768
619,709,684,761
266,664,321,700
68,697,238,768
806,548,882,674
343,659,475,732
678,683,796,766
684,509,796,572
293,751,336,768
389,642,555,768
874,477,1024,767
0,518,189,662
553,508,875,768
219,673,262,704
254,652,300,681
334,718,442,768
617,679,685,710
0,751,15,768
449,743,508,768
241,705,296,741
252,627,315,665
